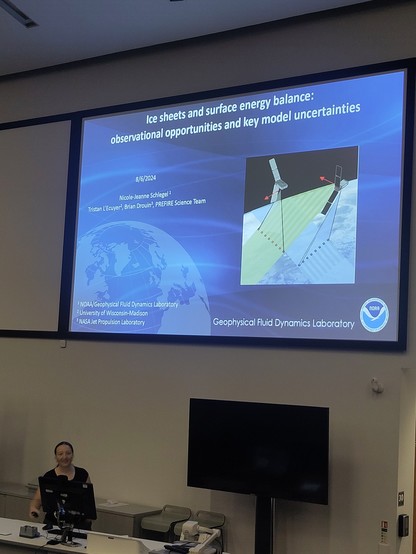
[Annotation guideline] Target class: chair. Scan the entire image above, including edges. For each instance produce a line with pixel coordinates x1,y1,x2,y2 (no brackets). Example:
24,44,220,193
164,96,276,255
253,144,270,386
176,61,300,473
174,510,226,552
140,504,191,542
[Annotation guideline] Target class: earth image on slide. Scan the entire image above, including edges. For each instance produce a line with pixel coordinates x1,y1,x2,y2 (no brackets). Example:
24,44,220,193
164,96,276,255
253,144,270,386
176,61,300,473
72,221,211,334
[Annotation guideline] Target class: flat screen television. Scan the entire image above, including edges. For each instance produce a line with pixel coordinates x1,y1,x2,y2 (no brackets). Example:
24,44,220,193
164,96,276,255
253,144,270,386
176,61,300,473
187,398,329,554
66,59,414,350
187,398,329,505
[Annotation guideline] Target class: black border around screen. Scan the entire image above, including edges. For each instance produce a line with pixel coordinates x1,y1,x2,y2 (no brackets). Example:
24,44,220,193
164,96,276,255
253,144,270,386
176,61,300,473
63,59,415,350
0,59,414,351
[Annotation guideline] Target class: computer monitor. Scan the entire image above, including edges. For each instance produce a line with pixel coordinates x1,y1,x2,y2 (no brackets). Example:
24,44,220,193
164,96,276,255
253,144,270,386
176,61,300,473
38,476,97,537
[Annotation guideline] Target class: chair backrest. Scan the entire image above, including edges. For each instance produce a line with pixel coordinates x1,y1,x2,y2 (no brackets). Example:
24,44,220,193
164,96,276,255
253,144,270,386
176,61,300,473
163,504,192,520
174,510,226,537
196,510,225,528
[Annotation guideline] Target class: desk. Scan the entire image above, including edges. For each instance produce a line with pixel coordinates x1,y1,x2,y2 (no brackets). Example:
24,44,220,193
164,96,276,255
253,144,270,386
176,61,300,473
0,517,165,554
0,517,231,554
0,483,160,537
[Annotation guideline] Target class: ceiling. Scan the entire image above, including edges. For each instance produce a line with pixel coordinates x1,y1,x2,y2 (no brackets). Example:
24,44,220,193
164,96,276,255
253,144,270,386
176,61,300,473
0,0,374,78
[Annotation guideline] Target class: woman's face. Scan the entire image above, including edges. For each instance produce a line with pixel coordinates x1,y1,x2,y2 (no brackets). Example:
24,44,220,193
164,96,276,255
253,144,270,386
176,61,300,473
55,444,73,468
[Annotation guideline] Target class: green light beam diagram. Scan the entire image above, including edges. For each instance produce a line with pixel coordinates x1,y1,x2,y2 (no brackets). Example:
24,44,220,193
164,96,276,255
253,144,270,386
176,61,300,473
241,184,334,285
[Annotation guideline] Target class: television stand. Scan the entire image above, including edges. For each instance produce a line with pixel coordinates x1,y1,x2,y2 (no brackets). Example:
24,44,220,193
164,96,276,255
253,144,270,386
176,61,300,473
254,496,275,554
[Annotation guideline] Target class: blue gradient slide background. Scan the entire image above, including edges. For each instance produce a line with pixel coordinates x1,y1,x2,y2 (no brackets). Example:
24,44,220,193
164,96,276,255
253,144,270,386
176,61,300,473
70,70,406,341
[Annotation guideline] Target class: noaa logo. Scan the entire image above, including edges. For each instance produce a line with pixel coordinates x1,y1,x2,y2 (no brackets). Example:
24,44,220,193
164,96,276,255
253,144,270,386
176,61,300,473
360,298,389,332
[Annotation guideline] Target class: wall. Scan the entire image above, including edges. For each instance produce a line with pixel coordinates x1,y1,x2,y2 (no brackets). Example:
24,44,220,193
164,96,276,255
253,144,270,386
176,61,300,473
0,2,416,553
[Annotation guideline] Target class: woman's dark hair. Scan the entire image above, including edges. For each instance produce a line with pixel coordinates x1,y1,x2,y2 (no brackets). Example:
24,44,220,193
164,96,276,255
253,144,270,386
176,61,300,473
54,441,74,455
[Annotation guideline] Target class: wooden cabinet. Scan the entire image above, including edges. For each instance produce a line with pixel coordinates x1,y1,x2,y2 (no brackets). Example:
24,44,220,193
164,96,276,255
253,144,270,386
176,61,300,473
93,500,161,536
0,483,160,538
0,495,6,518
0,485,31,521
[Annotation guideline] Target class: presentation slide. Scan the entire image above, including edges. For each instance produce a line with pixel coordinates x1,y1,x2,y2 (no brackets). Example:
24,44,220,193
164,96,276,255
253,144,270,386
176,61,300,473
69,68,408,345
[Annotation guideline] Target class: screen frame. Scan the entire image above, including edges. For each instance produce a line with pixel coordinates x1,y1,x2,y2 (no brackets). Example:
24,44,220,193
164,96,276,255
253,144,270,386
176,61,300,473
57,58,416,350
0,60,413,348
